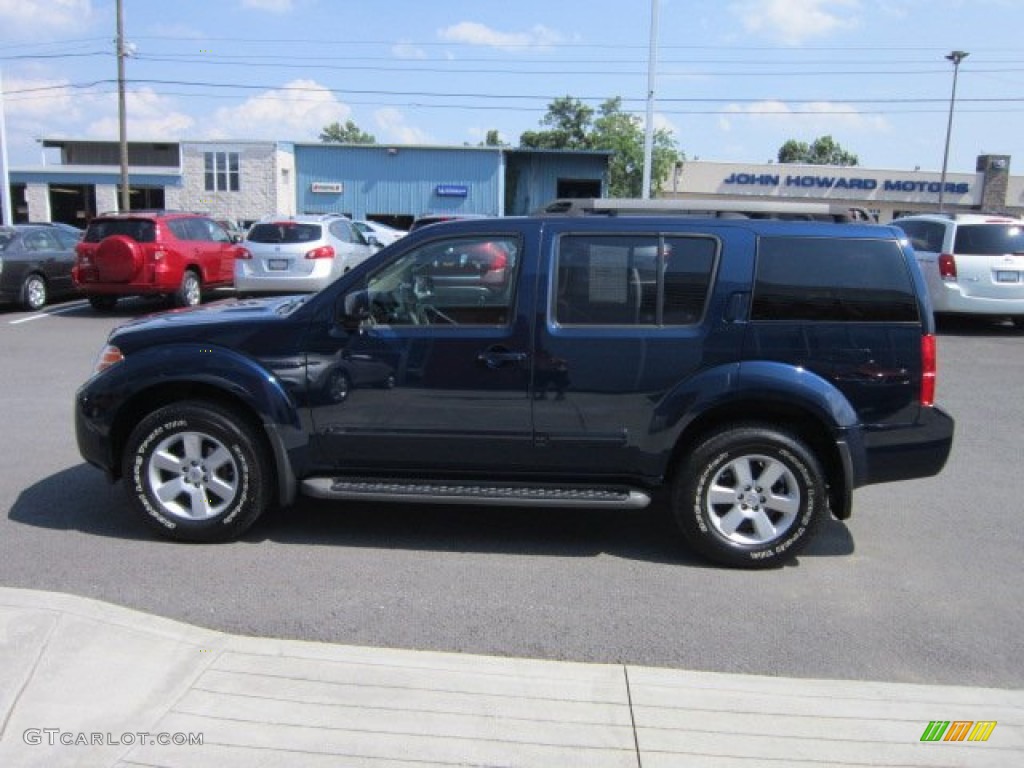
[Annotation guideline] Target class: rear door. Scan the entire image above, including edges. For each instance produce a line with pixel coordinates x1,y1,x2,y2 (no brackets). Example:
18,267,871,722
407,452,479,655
532,219,741,477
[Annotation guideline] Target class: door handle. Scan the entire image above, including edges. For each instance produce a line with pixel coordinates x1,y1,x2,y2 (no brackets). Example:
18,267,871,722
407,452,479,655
477,347,527,369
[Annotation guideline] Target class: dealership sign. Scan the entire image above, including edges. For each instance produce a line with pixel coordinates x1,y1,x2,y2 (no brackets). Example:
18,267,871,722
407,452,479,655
435,184,469,197
310,182,344,194
723,172,969,195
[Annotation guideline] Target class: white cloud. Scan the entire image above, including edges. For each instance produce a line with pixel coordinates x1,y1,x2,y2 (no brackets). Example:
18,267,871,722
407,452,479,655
437,22,562,51
374,108,432,145
2,76,77,120
725,100,888,132
84,88,196,141
392,41,428,60
0,0,92,35
728,0,860,45
206,80,352,140
239,0,293,12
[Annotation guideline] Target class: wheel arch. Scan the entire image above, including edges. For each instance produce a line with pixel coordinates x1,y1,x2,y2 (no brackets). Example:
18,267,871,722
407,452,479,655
666,398,852,521
108,380,297,507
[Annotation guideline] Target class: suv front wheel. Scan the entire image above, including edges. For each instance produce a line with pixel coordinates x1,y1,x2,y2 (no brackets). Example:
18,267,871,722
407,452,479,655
673,424,826,568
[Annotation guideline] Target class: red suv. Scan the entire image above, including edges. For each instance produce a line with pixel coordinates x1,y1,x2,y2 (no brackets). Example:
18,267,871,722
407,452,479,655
74,211,238,310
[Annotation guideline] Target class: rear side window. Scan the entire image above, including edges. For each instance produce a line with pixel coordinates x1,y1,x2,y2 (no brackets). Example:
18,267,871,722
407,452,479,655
247,223,323,244
753,236,919,322
892,220,945,253
953,223,1024,255
83,219,156,243
554,234,716,326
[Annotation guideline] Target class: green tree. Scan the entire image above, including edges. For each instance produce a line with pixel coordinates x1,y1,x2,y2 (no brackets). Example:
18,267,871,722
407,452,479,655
319,120,376,144
520,96,681,197
777,135,858,166
481,129,507,147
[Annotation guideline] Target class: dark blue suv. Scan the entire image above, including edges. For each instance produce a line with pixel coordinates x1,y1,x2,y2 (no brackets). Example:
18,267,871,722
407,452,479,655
74,215,954,567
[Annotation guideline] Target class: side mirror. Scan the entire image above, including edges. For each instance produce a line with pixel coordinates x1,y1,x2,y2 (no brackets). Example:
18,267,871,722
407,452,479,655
366,234,382,249
339,290,371,328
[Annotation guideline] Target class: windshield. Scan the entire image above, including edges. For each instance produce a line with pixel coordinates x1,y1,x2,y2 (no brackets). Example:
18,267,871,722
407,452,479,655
954,224,1024,255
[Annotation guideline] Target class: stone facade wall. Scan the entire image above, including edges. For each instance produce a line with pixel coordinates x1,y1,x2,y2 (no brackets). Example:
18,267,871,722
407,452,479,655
179,142,280,223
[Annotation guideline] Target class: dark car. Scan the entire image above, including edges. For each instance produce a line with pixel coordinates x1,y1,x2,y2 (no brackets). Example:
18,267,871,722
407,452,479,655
0,224,81,311
75,215,954,568
73,211,238,311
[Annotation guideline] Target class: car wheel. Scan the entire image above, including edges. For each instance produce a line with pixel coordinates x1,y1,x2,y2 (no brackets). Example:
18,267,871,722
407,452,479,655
88,295,119,312
325,370,351,402
174,270,202,308
672,424,826,568
20,273,48,311
122,401,272,542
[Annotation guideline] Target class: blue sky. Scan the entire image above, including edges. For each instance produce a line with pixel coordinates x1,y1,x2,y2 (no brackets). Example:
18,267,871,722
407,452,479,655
2,0,1022,175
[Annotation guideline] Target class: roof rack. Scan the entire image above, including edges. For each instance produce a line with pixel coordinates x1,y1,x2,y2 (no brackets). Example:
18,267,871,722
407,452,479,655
534,198,877,223
96,209,207,217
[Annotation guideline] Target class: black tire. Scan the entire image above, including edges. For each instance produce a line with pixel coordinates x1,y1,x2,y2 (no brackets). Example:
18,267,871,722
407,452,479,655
672,424,826,568
324,370,351,403
122,401,272,542
174,269,202,308
88,295,119,311
20,273,48,311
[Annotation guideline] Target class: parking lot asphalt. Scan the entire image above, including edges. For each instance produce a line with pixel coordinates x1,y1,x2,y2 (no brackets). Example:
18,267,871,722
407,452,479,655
2,587,1022,767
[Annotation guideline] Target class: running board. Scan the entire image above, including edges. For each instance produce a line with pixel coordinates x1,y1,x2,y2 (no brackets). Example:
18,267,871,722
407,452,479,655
301,477,651,509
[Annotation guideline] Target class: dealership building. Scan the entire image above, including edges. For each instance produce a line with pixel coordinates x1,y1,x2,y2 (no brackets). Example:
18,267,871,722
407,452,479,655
6,137,1022,227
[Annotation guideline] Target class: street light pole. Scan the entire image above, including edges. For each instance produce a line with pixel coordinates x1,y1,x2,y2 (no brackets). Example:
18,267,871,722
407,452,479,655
640,0,659,199
938,50,968,212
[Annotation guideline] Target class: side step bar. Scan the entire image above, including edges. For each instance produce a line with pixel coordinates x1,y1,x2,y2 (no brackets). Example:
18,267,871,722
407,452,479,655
301,477,651,509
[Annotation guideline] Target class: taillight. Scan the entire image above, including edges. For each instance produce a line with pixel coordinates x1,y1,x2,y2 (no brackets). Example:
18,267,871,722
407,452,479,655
306,245,335,260
490,250,508,270
938,253,957,281
920,334,936,406
236,248,252,260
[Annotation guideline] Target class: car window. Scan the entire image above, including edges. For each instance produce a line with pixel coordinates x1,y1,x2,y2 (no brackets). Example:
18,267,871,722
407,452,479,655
362,235,520,326
893,220,945,253
55,230,81,249
23,230,60,251
247,223,323,244
752,236,919,322
167,219,194,241
554,234,716,326
83,219,156,243
0,231,16,251
329,219,357,243
953,223,1024,255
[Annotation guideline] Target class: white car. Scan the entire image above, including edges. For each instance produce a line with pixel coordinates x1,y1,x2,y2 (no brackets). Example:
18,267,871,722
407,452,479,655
353,220,407,247
892,213,1024,328
236,214,379,294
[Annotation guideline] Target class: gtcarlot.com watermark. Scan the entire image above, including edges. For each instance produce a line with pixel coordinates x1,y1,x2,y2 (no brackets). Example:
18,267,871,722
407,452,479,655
23,729,203,747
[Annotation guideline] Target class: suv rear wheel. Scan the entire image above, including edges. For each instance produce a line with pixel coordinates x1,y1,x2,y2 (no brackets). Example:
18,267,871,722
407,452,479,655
673,424,826,568
174,269,202,308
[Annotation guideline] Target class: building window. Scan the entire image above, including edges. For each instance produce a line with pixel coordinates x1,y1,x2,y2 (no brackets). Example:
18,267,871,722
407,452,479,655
204,152,240,192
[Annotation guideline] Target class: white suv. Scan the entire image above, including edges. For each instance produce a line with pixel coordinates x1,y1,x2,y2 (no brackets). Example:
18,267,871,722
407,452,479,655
893,213,1024,328
235,214,380,294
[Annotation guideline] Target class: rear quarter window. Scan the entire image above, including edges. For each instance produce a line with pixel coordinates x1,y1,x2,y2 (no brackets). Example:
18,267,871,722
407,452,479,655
752,236,919,322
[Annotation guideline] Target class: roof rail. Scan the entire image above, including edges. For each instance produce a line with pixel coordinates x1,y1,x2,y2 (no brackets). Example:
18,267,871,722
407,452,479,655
534,198,877,223
96,209,207,217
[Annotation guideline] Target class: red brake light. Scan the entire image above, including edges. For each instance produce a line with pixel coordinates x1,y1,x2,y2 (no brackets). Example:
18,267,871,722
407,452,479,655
306,245,335,260
920,333,937,406
236,247,252,260
938,253,957,280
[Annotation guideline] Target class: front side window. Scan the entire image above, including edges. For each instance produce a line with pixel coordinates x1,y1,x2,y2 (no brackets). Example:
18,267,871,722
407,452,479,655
554,234,716,326
204,151,240,192
752,236,919,322
360,235,520,327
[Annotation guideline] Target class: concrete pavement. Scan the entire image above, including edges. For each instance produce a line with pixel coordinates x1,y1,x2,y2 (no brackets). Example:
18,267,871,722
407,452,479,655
0,586,1020,767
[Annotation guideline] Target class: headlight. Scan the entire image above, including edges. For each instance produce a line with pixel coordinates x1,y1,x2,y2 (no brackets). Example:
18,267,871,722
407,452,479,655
93,344,125,375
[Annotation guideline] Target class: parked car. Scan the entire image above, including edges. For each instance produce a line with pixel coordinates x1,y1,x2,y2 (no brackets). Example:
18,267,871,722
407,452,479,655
235,214,380,294
0,224,81,310
353,220,406,247
26,221,85,238
892,213,1024,328
73,211,238,311
75,215,954,568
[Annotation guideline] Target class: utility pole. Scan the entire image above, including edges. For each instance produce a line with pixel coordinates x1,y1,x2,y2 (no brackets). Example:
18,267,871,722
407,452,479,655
640,0,659,199
0,69,12,225
116,0,130,212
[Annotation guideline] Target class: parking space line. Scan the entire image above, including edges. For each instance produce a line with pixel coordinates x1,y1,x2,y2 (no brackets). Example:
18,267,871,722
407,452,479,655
8,301,88,325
